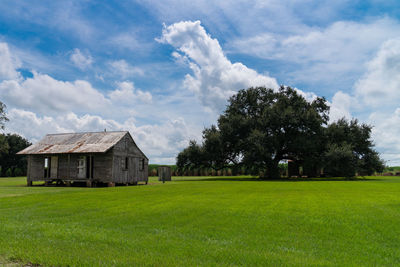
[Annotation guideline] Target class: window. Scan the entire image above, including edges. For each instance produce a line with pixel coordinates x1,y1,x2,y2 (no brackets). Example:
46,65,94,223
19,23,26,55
121,157,128,170
78,156,86,168
88,155,94,179
124,157,129,170
44,157,50,178
139,158,145,171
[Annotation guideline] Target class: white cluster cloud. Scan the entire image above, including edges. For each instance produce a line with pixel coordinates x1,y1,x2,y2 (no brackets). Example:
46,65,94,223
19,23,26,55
109,59,144,78
0,72,110,114
369,109,400,165
108,81,152,104
7,109,120,142
70,48,93,70
158,20,278,111
0,43,20,80
108,32,142,52
125,117,194,163
329,91,355,122
293,88,318,102
355,38,400,107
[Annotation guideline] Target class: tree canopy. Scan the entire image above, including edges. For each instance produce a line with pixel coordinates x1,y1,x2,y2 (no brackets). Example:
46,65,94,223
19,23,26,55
177,86,384,178
0,101,8,130
0,100,31,177
0,133,31,176
0,101,9,155
323,119,384,177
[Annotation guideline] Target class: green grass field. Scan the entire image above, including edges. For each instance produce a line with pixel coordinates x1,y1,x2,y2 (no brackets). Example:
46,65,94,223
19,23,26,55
1,176,400,266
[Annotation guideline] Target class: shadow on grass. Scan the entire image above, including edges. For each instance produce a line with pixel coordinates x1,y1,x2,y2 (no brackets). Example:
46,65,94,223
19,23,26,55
26,182,148,188
1,180,147,188
175,176,381,182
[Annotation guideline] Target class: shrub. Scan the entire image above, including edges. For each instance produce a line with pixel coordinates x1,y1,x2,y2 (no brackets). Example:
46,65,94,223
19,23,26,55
324,143,357,178
5,168,12,177
14,168,23,177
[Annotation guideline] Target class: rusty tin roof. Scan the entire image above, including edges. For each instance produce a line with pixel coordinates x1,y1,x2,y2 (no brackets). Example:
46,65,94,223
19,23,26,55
17,131,129,155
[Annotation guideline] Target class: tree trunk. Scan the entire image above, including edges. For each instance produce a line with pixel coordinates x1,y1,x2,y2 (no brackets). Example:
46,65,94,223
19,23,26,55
267,160,281,179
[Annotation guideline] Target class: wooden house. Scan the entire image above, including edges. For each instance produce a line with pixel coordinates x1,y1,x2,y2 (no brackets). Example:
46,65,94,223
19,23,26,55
17,131,148,187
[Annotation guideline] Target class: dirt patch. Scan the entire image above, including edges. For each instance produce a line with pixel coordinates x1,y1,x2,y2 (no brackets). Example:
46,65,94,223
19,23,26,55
1,256,41,267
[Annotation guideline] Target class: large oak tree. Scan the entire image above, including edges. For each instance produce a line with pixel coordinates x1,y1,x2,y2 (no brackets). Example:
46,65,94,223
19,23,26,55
178,86,330,178
217,86,329,178
177,86,384,178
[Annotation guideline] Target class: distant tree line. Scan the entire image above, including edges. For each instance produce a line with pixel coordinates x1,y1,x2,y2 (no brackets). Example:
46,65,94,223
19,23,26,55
148,163,289,177
177,86,385,179
0,101,31,177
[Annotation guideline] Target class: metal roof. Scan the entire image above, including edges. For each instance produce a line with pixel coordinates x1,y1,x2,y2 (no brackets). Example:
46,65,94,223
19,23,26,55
17,131,129,155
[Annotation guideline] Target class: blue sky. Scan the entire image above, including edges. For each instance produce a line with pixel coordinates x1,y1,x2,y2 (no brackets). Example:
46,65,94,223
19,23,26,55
1,0,400,164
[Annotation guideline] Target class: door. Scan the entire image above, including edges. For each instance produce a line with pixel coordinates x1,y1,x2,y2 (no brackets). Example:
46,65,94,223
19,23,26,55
50,156,58,178
77,156,86,179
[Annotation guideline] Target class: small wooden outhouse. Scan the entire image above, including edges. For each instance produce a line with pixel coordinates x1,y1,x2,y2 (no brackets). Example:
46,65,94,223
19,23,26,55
158,166,172,182
17,131,148,187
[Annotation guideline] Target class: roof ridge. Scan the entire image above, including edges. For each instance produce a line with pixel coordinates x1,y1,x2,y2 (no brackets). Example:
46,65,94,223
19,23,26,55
46,131,128,136
17,131,131,155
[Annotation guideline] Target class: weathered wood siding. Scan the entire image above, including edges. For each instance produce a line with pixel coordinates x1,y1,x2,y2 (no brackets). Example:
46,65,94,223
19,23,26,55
93,151,113,182
58,154,76,180
112,134,148,183
27,155,31,181
57,152,112,181
28,155,45,181
27,151,113,182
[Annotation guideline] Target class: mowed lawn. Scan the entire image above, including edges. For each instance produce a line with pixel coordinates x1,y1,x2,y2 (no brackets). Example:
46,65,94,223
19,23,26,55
1,176,400,266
